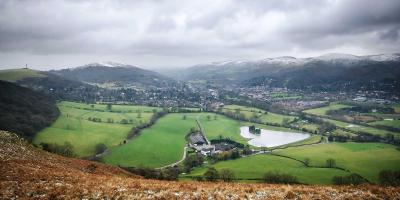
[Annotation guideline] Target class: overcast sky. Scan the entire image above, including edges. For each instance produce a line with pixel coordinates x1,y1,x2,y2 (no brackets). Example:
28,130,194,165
0,0,399,70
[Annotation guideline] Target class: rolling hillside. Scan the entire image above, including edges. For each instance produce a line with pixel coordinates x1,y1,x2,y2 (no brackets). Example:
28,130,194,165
1,130,399,199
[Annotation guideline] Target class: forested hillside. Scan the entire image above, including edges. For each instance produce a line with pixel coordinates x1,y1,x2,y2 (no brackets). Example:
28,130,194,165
0,81,59,139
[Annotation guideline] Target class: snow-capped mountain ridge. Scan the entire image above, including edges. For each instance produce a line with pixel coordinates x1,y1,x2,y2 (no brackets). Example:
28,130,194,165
194,53,400,68
82,61,129,68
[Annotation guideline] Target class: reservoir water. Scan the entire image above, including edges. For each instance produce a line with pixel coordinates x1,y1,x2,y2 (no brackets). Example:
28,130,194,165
240,126,310,147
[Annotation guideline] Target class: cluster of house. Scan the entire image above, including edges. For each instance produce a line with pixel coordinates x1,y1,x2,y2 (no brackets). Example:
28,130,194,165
187,132,235,156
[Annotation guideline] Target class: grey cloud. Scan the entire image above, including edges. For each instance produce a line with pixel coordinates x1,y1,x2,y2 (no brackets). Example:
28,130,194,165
0,0,399,69
380,27,400,41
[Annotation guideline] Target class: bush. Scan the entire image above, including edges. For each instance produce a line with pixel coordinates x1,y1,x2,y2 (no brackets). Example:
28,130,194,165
326,158,336,168
332,173,365,185
161,167,180,181
304,158,311,167
124,166,180,181
262,171,299,184
219,169,235,182
379,170,400,186
204,167,219,181
95,143,107,154
40,141,76,157
183,153,204,172
85,163,97,173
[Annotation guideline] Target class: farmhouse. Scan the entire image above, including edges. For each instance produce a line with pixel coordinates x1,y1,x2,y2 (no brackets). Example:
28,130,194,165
188,133,206,146
214,142,235,152
195,144,215,156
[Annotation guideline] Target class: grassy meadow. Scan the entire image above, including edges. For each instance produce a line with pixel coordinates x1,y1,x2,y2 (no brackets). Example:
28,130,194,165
222,105,295,124
198,113,245,143
323,118,399,138
368,119,400,129
34,101,154,157
303,103,353,116
102,113,198,168
184,154,350,184
275,142,400,183
394,104,400,113
60,101,162,113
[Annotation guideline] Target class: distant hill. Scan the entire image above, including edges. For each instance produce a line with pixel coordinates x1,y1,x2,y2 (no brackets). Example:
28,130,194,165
51,62,177,88
0,68,46,82
0,81,59,139
0,68,100,102
244,59,400,93
174,53,400,93
1,130,398,199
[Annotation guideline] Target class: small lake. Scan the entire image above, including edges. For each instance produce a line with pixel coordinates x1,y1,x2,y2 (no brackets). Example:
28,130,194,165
240,126,310,147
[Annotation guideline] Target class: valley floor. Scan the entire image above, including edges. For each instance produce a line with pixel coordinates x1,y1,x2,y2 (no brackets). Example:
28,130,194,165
1,130,400,199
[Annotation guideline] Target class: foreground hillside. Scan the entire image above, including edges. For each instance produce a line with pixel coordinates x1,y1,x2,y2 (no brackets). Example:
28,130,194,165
1,131,399,199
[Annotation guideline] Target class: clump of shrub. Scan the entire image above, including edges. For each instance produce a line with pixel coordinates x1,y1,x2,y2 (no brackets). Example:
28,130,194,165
211,149,240,162
183,153,204,172
124,166,180,181
262,171,299,184
95,143,107,155
204,167,219,181
379,170,400,186
126,111,168,139
88,117,102,123
40,142,76,157
85,163,97,173
332,173,365,185
219,169,235,182
326,158,336,168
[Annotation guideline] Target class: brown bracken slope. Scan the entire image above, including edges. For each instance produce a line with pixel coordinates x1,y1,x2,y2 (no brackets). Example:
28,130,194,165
1,130,399,199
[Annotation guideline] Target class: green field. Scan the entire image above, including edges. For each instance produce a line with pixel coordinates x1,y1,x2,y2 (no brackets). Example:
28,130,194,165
275,142,400,183
323,118,399,137
34,101,154,157
184,154,350,184
273,135,323,149
394,104,400,113
295,121,320,132
102,113,198,168
304,103,353,116
368,119,400,129
198,113,246,143
184,142,400,184
332,129,357,137
222,105,295,124
0,68,45,82
60,101,161,113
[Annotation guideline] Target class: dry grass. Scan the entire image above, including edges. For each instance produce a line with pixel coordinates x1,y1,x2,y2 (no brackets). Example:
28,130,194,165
1,130,399,199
